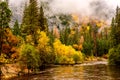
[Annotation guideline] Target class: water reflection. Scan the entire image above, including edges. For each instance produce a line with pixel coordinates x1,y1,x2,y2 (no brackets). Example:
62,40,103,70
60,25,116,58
108,65,120,80
10,62,120,80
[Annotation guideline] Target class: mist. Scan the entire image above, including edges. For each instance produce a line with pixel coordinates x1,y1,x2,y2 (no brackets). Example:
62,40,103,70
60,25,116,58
49,0,119,22
8,0,120,24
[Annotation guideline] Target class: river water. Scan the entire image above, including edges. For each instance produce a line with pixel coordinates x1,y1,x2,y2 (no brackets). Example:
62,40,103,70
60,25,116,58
10,61,120,80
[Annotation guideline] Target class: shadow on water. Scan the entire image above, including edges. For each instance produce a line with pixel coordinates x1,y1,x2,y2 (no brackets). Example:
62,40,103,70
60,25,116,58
8,62,120,80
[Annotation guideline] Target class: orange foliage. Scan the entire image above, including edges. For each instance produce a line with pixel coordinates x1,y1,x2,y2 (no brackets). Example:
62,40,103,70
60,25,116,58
2,44,11,54
2,28,19,59
5,28,19,45
73,44,83,51
78,44,83,51
11,53,19,59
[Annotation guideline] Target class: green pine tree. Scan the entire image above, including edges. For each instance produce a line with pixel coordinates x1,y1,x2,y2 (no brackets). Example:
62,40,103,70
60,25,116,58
109,7,120,65
38,6,48,32
21,0,39,45
0,2,11,28
110,6,120,47
60,26,70,45
114,7,120,46
13,20,20,36
110,17,115,47
21,3,28,34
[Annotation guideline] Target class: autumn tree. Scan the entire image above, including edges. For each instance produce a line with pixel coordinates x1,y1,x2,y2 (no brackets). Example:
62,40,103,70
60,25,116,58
37,31,55,68
0,1,11,56
2,28,19,59
53,39,83,64
19,44,39,73
0,1,19,63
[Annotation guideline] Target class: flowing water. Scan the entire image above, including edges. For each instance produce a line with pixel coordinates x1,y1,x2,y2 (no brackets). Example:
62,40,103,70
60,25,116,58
10,61,120,80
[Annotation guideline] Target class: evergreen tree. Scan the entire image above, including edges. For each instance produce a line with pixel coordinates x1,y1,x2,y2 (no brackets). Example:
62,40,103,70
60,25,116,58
0,2,11,28
110,17,115,47
38,6,48,32
60,26,70,45
110,6,120,47
21,3,28,35
109,7,120,65
13,20,20,36
59,15,71,26
82,24,94,56
21,0,39,45
92,24,98,57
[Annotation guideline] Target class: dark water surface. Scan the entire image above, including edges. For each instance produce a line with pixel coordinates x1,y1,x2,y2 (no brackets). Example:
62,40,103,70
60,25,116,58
10,61,120,80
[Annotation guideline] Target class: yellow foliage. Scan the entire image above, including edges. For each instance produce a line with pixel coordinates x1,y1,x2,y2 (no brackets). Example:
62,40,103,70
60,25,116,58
97,23,102,27
71,30,75,35
73,44,83,51
73,44,78,50
5,28,19,45
37,31,51,54
87,26,90,31
26,35,33,44
38,31,49,46
72,14,79,24
17,36,25,46
53,39,83,64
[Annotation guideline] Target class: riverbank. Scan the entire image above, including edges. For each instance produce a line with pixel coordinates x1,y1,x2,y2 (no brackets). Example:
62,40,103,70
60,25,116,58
0,57,108,80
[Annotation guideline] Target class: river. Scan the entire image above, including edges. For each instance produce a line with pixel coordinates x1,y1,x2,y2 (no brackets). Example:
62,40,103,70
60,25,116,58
9,61,120,80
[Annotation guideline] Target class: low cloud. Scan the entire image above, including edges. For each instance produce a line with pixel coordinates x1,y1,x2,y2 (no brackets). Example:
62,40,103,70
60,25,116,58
8,0,120,24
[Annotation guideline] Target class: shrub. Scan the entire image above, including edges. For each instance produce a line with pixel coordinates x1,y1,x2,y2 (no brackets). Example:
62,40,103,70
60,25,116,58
37,31,55,66
82,41,93,56
108,45,120,65
19,44,39,72
97,39,110,56
53,39,83,64
72,51,83,63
